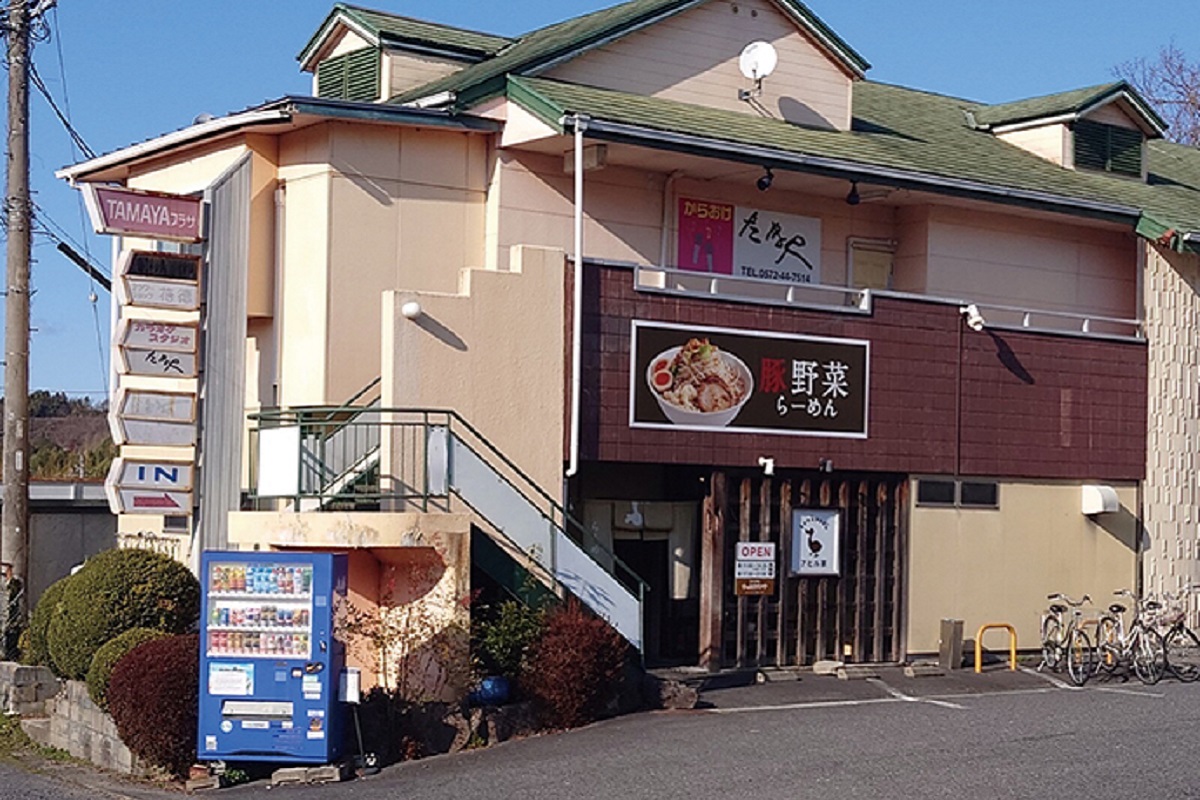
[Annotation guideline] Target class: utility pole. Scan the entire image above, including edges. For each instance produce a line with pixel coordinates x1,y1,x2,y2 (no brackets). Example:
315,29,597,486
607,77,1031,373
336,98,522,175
2,0,32,646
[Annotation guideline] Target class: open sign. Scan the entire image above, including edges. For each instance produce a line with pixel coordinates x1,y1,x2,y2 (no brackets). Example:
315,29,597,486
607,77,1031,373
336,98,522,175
735,542,776,561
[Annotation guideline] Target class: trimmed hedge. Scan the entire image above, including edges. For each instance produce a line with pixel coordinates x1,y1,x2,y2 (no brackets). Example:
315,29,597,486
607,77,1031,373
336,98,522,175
47,548,200,680
22,575,71,669
86,627,168,710
107,634,198,777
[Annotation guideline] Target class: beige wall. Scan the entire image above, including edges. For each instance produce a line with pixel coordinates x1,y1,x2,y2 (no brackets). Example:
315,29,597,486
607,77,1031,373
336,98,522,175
997,124,1069,166
273,122,489,405
1142,245,1200,600
1085,102,1142,131
385,50,468,99
920,205,1137,318
907,481,1139,654
547,0,854,130
382,245,567,496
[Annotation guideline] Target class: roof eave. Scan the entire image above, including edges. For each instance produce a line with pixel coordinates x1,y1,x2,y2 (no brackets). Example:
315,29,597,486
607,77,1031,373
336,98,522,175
298,7,379,71
57,96,500,184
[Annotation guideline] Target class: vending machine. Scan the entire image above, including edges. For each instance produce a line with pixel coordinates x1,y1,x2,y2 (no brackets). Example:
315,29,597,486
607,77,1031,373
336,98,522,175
197,551,348,764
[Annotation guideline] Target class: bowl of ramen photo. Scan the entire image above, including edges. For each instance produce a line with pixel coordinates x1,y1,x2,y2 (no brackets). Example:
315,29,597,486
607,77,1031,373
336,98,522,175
646,338,753,427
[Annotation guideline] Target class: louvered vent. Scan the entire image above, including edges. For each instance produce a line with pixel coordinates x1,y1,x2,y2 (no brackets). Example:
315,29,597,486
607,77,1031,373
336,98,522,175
315,48,380,102
1073,120,1143,178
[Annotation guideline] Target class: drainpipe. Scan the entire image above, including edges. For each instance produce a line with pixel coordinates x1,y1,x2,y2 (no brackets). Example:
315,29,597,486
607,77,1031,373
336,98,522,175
565,114,589,481
659,170,684,267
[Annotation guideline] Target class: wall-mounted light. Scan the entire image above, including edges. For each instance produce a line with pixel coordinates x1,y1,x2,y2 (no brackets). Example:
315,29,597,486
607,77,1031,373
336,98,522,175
959,303,986,332
845,181,860,206
756,167,774,192
818,458,833,473
757,456,775,476
400,300,423,320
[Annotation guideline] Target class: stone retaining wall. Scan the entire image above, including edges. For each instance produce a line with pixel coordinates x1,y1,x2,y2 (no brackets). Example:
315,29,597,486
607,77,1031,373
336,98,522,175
0,661,60,716
28,678,145,775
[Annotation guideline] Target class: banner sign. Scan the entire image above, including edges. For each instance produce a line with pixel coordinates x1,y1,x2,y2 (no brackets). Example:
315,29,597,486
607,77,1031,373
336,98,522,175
791,509,841,576
110,458,194,491
118,319,198,353
120,250,202,281
118,347,198,378
84,185,203,242
677,197,821,285
630,321,869,437
734,541,776,596
116,388,196,423
118,276,200,311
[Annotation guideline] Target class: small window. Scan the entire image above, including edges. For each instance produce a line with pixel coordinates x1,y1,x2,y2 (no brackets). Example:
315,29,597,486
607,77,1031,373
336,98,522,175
316,48,380,102
1073,120,1143,178
849,239,894,291
916,478,999,509
959,481,999,508
917,480,955,505
163,515,190,531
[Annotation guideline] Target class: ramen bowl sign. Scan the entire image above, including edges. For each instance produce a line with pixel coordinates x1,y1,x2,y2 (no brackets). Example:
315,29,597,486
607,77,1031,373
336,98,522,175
630,321,868,437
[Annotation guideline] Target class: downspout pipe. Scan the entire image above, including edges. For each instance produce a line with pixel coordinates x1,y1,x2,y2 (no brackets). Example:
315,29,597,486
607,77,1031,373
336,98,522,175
566,114,590,480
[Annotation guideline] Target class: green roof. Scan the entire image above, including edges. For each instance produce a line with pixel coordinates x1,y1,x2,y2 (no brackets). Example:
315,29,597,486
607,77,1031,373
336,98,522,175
506,75,1200,247
299,3,513,66
391,0,870,108
973,81,1167,135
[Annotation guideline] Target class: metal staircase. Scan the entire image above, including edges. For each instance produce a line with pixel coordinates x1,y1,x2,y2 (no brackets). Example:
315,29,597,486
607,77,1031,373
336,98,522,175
249,399,646,651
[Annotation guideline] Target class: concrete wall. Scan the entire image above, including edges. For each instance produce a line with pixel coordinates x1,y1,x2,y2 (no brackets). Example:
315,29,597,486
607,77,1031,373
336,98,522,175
383,245,567,496
1142,244,1200,599
906,481,1138,654
0,662,59,716
28,509,115,607
920,205,1137,319
547,0,855,130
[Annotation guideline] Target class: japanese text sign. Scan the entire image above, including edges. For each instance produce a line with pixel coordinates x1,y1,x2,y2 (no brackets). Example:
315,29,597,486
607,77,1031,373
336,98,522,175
630,321,869,437
677,197,821,285
118,319,198,353
791,509,840,576
85,185,203,242
735,542,776,596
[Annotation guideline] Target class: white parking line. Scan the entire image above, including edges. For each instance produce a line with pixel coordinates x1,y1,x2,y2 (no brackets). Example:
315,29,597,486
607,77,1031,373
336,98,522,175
1019,665,1079,690
870,679,966,710
710,697,900,714
1094,686,1166,698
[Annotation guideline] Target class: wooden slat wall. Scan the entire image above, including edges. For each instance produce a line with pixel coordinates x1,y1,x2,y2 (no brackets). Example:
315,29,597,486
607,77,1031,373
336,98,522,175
713,472,905,669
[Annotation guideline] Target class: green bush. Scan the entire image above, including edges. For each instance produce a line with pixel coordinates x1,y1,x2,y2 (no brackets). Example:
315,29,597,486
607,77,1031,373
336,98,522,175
107,634,198,777
472,600,545,683
22,575,71,669
86,627,168,709
47,549,200,680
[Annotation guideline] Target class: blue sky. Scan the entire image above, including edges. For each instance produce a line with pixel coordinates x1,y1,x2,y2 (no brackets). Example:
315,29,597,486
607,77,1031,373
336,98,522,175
16,0,1200,399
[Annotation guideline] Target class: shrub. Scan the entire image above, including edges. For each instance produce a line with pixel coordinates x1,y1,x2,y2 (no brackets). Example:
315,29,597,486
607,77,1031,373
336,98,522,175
86,627,168,709
520,601,628,730
47,548,200,679
107,634,198,777
22,575,71,668
473,600,545,685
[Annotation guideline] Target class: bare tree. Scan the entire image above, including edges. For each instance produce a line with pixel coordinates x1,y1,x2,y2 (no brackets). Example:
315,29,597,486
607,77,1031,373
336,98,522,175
1116,44,1200,146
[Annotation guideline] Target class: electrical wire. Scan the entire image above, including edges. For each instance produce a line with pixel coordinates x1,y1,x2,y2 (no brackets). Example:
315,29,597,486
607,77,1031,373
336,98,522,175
29,62,93,159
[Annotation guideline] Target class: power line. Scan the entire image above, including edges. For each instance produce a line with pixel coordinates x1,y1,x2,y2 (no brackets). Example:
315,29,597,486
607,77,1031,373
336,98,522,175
29,61,92,158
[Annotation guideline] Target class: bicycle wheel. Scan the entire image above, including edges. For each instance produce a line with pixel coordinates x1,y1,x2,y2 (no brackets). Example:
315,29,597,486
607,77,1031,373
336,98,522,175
1041,616,1063,671
1164,626,1200,683
1094,616,1119,675
1131,625,1166,685
1066,628,1092,686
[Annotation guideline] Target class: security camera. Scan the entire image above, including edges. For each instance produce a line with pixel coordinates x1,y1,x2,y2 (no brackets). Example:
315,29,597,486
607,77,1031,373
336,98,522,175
959,303,986,332
757,456,775,476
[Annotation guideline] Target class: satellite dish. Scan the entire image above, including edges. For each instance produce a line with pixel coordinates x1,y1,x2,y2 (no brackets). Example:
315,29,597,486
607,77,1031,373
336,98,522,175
739,41,778,81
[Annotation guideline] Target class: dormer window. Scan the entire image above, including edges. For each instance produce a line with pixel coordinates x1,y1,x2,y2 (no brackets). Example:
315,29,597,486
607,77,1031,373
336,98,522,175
1072,119,1143,178
316,48,380,102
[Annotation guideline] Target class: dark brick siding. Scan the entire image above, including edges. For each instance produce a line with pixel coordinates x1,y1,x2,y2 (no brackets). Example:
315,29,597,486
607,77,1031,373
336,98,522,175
574,264,1147,481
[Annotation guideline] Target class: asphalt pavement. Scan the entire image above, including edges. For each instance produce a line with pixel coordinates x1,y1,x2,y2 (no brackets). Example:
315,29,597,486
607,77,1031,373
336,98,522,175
7,663,1200,800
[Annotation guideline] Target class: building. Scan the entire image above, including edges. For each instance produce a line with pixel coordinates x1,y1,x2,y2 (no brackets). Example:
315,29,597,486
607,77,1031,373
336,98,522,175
57,0,1200,672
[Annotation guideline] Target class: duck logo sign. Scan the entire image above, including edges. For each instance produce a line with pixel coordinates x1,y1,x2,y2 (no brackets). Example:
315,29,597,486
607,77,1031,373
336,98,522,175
790,509,840,576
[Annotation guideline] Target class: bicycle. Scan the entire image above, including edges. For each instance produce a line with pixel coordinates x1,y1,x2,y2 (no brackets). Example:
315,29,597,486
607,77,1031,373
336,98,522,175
1159,584,1200,683
1094,589,1165,685
1040,593,1094,686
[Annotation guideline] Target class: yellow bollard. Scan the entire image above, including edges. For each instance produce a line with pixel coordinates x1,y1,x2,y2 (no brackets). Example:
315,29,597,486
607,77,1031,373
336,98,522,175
975,623,1018,674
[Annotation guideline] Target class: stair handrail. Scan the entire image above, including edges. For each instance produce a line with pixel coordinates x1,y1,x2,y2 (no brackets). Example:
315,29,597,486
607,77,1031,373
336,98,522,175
437,409,648,598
